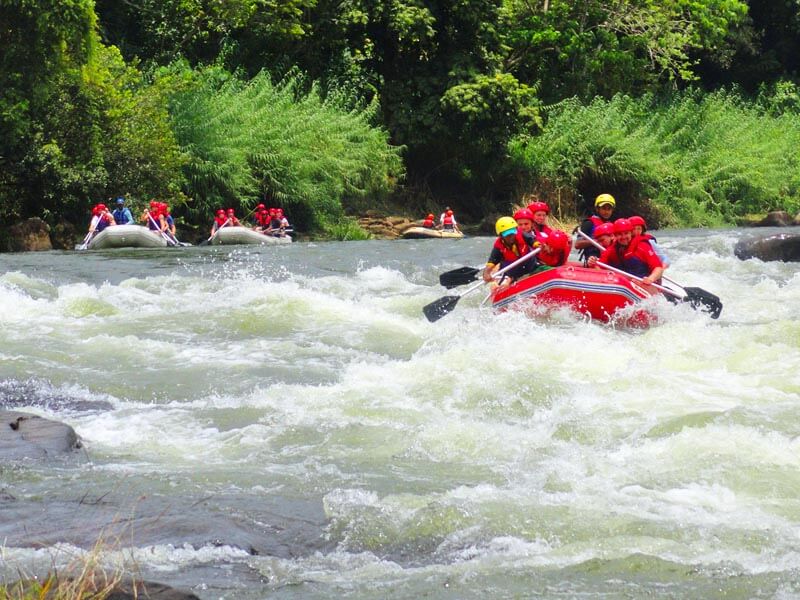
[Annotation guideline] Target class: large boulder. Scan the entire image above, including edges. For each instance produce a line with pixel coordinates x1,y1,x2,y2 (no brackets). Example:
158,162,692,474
7,218,52,252
734,232,800,262
0,410,82,460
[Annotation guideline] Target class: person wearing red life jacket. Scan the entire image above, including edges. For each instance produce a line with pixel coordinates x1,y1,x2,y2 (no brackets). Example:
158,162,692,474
575,193,616,264
629,215,671,268
527,201,553,243
422,213,436,228
513,208,535,236
141,200,162,231
89,203,115,233
593,222,615,249
483,217,538,284
538,229,571,267
588,218,664,284
441,209,459,232
226,208,241,227
211,209,229,235
252,204,266,228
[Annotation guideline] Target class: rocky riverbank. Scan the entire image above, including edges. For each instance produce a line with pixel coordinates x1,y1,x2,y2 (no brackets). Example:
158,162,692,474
5,210,800,251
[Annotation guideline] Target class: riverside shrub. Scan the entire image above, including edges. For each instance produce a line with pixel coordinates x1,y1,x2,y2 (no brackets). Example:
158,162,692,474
509,91,800,226
165,66,403,230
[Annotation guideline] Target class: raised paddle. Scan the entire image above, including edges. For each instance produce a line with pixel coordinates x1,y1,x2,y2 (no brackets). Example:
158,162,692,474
576,229,722,319
423,248,541,322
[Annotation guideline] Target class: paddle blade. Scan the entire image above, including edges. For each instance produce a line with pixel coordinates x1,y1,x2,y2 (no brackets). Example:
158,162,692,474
439,266,481,288
684,287,723,319
423,295,461,322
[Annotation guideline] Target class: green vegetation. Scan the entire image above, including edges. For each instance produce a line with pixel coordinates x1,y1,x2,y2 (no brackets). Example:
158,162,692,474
3,0,800,238
165,66,402,230
509,90,800,226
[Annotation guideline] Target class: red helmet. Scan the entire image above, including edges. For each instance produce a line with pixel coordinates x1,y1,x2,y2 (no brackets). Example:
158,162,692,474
594,222,615,238
257,203,265,210
276,208,284,214
150,200,158,207
629,215,646,229
513,208,534,222
97,203,107,211
227,208,235,215
426,213,434,219
446,209,453,216
269,208,277,215
216,209,225,216
527,201,550,214
613,218,633,233
548,229,569,250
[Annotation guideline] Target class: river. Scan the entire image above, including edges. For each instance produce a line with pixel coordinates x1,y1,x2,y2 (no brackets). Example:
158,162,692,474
1,229,799,598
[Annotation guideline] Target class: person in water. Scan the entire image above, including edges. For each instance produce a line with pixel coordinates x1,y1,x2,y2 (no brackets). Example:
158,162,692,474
422,213,436,229
111,197,134,225
588,218,664,285
538,229,571,267
575,193,616,265
483,217,538,285
629,215,670,268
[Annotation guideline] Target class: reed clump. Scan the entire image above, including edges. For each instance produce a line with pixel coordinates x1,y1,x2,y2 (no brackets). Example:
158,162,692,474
0,536,125,600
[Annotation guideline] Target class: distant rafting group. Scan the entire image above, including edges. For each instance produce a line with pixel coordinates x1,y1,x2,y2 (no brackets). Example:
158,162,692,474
78,198,187,249
77,199,293,250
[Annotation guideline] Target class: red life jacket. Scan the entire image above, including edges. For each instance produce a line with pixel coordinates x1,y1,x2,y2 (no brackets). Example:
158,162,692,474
422,218,435,228
532,223,553,244
493,232,531,264
214,216,227,227
539,248,567,267
600,236,662,278
443,215,454,226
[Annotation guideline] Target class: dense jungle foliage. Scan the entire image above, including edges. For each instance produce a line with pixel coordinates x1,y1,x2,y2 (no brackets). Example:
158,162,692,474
2,0,800,236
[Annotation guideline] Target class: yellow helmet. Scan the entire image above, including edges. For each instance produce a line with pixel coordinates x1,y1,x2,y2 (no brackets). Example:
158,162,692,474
495,216,518,236
595,193,616,208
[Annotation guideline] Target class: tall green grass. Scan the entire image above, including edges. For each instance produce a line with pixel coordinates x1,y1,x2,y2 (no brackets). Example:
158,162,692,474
165,66,404,229
509,91,800,226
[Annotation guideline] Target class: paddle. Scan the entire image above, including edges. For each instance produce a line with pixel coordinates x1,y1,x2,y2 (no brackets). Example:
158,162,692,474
439,266,482,289
575,230,722,318
146,213,189,247
423,248,541,322
594,260,722,319
199,218,231,246
76,230,95,251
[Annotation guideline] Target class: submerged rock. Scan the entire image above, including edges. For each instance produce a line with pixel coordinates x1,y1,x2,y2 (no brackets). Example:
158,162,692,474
734,232,800,262
107,580,201,600
0,410,82,460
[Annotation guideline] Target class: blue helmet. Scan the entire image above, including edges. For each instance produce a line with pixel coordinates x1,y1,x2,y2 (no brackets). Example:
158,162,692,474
116,197,125,204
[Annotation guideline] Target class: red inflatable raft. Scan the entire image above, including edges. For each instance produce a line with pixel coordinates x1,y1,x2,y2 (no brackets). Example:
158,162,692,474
490,263,661,325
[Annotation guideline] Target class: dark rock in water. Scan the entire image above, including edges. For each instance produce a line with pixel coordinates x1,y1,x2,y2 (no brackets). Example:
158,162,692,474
734,233,800,262
0,378,114,413
0,410,82,460
6,217,53,252
107,580,200,600
51,221,78,250
755,211,793,227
